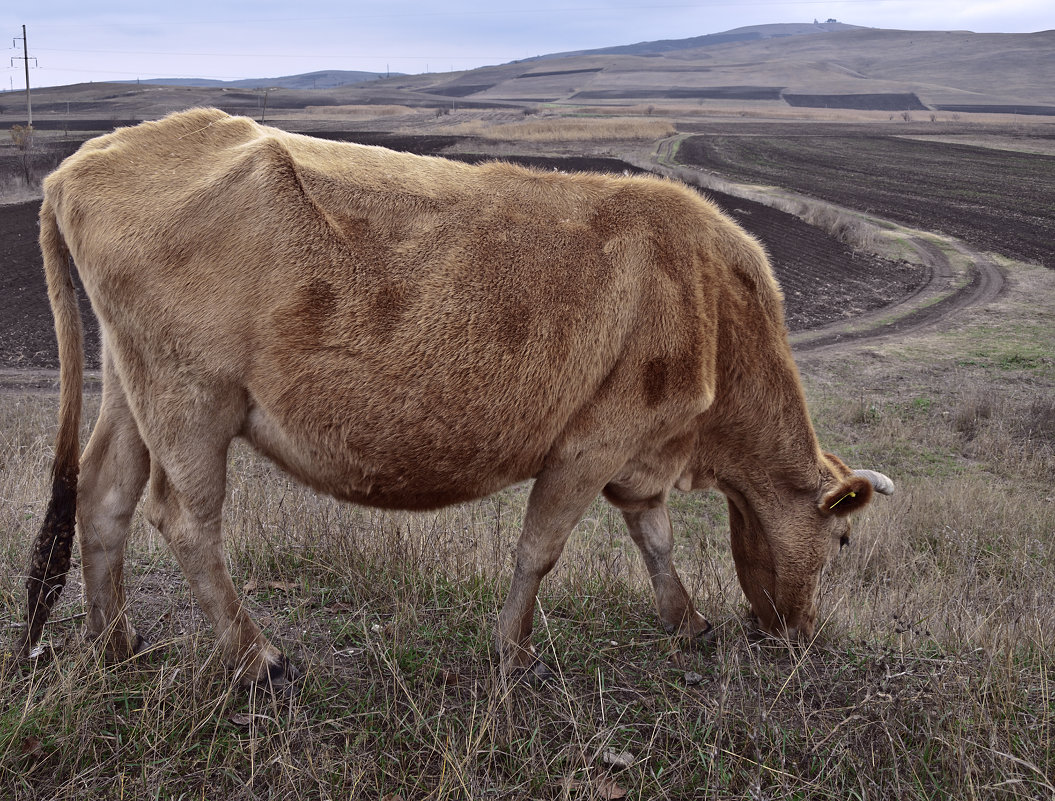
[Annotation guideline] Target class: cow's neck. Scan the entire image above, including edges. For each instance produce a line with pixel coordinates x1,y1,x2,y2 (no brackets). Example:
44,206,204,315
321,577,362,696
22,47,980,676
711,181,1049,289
696,322,824,511
691,326,827,631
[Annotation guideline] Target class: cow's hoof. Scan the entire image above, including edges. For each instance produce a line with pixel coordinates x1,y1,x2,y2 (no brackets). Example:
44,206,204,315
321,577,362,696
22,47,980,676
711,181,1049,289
87,630,152,662
20,639,51,663
692,620,717,647
513,658,556,686
248,654,303,697
663,615,715,646
131,633,154,657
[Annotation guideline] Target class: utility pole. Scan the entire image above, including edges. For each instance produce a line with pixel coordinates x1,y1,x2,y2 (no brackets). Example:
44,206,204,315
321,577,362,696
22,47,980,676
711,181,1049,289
12,25,36,128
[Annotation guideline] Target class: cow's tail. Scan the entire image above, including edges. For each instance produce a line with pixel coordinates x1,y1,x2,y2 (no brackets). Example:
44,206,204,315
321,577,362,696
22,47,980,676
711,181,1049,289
20,198,84,657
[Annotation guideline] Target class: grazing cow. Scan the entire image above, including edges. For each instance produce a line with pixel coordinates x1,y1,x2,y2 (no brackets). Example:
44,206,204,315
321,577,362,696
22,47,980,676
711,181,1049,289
22,108,893,689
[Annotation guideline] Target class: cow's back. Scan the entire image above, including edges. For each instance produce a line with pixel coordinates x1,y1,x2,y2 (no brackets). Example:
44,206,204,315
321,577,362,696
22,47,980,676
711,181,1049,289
44,109,753,510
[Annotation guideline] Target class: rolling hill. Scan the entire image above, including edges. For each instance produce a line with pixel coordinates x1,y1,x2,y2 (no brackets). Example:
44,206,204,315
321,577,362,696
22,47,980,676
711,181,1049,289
4,23,1053,119
116,69,400,90
400,25,1055,112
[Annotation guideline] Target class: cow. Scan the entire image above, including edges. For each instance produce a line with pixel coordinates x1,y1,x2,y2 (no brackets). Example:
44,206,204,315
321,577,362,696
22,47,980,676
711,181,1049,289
21,108,893,690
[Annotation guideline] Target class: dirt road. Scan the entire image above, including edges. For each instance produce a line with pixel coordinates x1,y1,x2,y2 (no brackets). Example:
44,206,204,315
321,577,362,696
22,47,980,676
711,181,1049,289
650,135,1006,354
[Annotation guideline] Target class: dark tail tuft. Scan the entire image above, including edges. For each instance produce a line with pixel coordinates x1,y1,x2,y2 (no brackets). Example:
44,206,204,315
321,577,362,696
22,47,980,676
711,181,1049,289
21,470,78,656
21,197,84,657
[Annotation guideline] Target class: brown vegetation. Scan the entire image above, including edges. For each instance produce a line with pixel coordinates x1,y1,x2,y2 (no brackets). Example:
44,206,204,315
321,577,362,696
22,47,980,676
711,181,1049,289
1,259,1052,798
437,116,677,142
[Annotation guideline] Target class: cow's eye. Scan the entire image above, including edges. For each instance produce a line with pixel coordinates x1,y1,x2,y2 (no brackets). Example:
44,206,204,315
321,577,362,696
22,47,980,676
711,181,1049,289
839,534,850,550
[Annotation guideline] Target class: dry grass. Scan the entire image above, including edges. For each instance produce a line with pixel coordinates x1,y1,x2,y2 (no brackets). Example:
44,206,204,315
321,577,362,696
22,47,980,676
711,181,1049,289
0,178,43,205
302,104,419,119
437,116,677,143
1,262,1053,797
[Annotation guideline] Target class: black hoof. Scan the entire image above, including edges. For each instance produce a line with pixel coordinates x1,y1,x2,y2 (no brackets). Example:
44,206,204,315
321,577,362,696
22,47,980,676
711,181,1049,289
693,621,717,647
509,658,556,687
131,633,154,657
261,655,303,697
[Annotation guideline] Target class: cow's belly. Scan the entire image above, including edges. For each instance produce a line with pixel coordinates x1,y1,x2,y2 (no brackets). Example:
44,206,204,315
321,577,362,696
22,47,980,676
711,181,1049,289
240,399,542,511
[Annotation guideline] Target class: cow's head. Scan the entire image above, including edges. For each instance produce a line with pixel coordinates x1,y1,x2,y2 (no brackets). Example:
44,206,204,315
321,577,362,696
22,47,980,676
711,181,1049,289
721,453,894,639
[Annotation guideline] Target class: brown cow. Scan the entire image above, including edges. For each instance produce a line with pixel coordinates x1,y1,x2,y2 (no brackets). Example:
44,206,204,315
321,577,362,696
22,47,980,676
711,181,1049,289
22,108,892,689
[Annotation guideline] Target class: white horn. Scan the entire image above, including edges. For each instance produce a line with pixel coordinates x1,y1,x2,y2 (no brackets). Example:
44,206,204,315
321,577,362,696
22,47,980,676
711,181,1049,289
853,469,895,496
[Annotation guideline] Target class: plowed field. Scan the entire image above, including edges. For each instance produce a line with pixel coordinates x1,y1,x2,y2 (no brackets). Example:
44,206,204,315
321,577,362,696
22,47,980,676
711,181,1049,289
0,144,921,370
675,134,1055,268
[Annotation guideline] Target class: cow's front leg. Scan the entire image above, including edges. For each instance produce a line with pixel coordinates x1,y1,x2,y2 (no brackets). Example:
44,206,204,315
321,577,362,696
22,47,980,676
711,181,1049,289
620,503,711,640
497,461,613,676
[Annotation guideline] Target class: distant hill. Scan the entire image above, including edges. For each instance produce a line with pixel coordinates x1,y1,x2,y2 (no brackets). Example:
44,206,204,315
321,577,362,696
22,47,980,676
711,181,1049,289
396,25,1055,112
534,21,866,58
7,24,1055,120
119,70,398,90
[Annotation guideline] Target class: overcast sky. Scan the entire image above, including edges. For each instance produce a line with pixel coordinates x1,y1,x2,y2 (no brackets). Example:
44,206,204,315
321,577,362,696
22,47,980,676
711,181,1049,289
4,1,1052,90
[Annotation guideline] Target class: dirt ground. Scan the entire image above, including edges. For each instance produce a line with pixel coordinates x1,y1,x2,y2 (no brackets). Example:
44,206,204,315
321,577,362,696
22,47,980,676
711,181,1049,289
0,141,921,371
676,133,1055,268
0,200,102,370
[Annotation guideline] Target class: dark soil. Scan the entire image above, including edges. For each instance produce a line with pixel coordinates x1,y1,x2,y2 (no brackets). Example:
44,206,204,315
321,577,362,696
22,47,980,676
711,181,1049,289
572,87,784,101
0,138,922,371
513,68,603,79
0,201,102,369
783,93,926,110
935,104,1055,116
702,188,922,331
675,134,1055,267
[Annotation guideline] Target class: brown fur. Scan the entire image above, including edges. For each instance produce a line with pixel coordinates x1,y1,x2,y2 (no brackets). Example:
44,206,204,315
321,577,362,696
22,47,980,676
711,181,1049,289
24,109,890,682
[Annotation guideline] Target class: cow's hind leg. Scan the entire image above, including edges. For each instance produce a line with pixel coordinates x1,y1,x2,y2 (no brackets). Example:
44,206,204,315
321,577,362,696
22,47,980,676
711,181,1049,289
143,430,297,692
77,361,149,657
608,492,711,641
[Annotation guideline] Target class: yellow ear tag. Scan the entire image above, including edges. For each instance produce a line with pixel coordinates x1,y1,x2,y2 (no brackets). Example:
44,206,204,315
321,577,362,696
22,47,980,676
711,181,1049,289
829,491,856,510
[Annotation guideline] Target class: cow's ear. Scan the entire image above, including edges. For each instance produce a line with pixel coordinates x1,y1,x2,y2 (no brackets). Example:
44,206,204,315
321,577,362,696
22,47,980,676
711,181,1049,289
819,474,873,517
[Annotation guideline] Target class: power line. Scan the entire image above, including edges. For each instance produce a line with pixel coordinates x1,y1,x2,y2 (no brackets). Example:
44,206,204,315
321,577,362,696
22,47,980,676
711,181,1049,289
32,47,512,60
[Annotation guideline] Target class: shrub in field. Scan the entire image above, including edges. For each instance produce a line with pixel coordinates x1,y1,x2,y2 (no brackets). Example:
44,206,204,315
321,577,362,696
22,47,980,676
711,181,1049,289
798,203,880,253
9,124,35,186
953,389,994,438
1021,397,1055,442
1,133,73,201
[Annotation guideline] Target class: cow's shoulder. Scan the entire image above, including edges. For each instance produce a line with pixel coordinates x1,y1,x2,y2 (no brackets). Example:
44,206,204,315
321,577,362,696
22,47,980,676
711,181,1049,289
45,110,258,199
